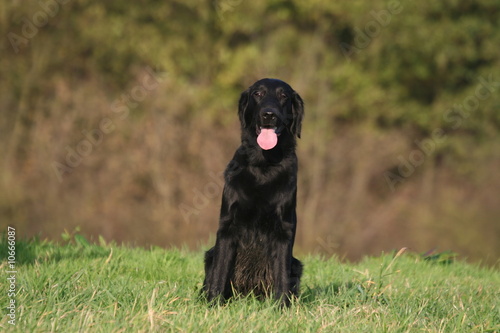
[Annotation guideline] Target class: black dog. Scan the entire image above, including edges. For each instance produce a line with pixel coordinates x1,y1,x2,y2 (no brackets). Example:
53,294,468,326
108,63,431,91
203,78,304,306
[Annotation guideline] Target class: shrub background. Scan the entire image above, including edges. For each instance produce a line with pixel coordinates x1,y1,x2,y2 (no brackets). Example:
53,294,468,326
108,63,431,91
1,0,499,264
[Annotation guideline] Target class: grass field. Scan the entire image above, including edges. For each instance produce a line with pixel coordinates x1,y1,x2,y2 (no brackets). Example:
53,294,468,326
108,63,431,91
1,233,499,332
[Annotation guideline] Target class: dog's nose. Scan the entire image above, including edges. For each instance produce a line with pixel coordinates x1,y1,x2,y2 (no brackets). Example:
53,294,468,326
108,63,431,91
262,111,276,121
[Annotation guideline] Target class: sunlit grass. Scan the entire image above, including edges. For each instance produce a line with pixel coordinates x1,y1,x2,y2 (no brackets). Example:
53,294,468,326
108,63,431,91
0,236,498,332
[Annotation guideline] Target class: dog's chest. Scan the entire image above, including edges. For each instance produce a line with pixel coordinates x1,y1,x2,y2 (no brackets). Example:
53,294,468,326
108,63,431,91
235,165,294,201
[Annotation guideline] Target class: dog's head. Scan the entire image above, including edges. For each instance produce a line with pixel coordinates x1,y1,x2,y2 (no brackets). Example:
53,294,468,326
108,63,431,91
238,78,304,149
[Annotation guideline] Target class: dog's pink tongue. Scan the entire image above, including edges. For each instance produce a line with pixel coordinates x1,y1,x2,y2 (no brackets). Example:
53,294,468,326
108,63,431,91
257,129,278,150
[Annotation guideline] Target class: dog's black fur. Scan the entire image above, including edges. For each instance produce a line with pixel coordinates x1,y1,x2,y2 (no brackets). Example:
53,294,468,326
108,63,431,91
203,78,304,306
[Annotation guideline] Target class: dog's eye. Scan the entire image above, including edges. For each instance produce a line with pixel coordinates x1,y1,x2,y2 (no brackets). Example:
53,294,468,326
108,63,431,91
279,92,288,100
253,91,264,98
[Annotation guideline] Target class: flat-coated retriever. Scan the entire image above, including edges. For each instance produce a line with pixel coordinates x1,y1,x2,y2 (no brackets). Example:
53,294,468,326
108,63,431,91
203,78,304,306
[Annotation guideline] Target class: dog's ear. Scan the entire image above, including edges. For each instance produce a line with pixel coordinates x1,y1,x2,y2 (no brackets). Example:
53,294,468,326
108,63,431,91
291,91,304,138
238,88,251,128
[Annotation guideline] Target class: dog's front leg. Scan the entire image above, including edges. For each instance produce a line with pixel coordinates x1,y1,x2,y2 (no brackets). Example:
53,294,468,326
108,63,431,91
205,229,236,303
271,240,292,306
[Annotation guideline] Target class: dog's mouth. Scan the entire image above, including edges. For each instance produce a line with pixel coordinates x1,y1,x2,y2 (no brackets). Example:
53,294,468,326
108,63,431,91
256,125,281,136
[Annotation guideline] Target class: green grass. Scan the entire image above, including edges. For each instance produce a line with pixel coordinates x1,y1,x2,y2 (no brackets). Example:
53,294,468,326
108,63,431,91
1,235,499,332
